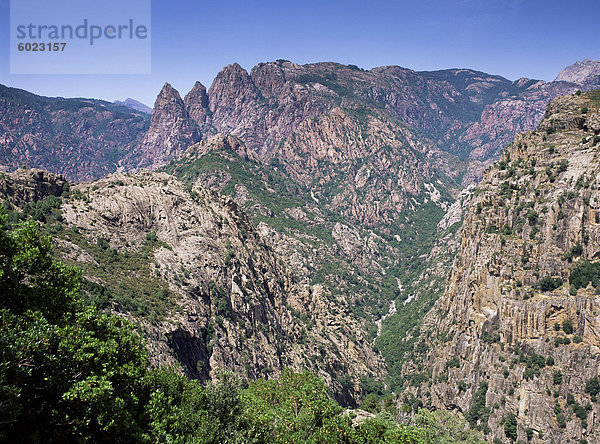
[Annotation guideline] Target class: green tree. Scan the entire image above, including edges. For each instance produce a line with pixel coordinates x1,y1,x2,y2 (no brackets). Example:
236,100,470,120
562,320,573,334
585,376,600,399
465,381,490,429
242,369,355,443
504,413,518,441
0,214,149,442
144,369,249,443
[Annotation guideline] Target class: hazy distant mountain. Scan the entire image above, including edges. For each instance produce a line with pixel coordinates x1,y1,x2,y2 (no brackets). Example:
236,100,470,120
0,84,150,181
555,58,600,84
114,98,152,114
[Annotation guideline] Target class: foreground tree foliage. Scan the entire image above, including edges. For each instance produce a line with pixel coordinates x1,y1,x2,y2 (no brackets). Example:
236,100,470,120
0,215,149,442
0,211,480,443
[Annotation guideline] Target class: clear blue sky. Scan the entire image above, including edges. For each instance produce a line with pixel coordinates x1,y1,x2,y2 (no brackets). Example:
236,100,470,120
1,0,599,107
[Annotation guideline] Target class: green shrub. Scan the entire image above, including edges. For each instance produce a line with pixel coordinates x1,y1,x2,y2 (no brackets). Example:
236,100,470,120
553,371,562,385
504,413,517,440
585,376,600,397
446,356,460,369
570,261,600,291
539,277,563,292
526,427,534,442
563,320,574,335
466,382,490,429
360,376,385,397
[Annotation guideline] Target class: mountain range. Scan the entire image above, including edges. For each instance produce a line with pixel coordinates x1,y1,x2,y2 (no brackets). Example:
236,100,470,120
3,59,600,182
2,58,600,442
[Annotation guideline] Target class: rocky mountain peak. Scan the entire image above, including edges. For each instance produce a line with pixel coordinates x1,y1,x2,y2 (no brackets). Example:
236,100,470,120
250,61,296,99
156,82,181,103
184,81,209,109
208,63,261,113
149,83,190,122
137,83,201,169
514,77,533,88
555,59,600,84
183,81,212,133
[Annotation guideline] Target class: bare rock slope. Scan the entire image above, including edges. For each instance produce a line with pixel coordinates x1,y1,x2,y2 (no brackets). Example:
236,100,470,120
3,168,384,405
412,90,600,443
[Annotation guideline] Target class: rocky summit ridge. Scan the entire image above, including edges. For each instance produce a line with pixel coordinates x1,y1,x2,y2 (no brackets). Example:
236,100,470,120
2,60,600,183
555,59,600,85
138,59,600,176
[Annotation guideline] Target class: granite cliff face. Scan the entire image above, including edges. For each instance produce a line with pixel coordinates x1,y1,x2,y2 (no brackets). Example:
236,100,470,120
0,85,149,181
184,81,214,136
136,83,201,169
267,105,461,227
457,79,582,162
2,168,384,405
408,90,600,442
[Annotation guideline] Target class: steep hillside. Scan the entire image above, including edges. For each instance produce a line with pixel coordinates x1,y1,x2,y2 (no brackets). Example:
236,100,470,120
159,124,469,413
162,118,462,335
409,90,600,442
0,168,384,406
0,85,149,181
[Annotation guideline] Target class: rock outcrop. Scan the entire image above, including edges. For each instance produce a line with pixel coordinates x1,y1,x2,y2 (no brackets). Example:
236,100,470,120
555,59,600,85
183,81,214,136
0,168,66,204
412,90,600,443
4,168,385,405
137,83,201,169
